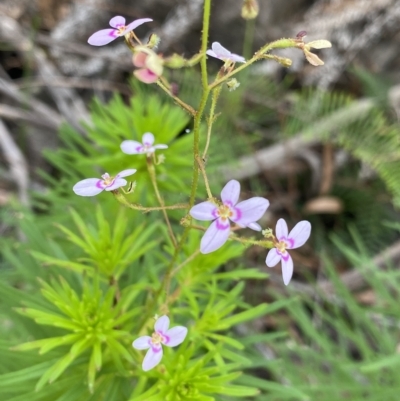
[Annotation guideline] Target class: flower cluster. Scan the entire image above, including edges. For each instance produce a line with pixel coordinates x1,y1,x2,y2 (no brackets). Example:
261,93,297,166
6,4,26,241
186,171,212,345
72,133,167,196
190,180,311,286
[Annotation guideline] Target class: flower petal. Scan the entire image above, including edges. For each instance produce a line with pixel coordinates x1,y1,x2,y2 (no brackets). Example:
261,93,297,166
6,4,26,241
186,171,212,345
200,218,230,254
105,178,127,191
247,222,261,231
73,178,104,197
275,218,288,240
287,220,311,249
266,248,281,267
132,335,151,350
164,326,188,347
307,40,332,49
221,180,240,206
133,52,148,68
153,144,168,150
134,68,159,84
155,315,170,334
125,18,153,33
211,42,230,58
189,201,217,221
230,53,246,63
233,197,269,226
281,253,294,286
142,132,155,146
88,29,118,46
117,169,137,178
304,50,324,66
142,345,163,371
121,140,144,154
206,50,219,59
109,16,126,28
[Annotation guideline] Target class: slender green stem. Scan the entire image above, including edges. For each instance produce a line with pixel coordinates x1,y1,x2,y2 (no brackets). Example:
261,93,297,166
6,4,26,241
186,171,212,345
200,0,212,90
156,79,196,116
113,192,188,212
196,155,213,199
242,19,255,60
202,86,222,160
146,157,178,249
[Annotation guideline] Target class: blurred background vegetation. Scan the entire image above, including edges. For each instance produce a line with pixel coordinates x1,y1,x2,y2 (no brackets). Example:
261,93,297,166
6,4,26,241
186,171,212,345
1,0,400,400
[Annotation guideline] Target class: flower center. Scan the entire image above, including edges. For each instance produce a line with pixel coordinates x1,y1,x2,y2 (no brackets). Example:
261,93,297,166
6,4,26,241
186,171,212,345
117,26,127,35
276,240,288,254
217,204,233,221
151,332,165,345
101,173,115,186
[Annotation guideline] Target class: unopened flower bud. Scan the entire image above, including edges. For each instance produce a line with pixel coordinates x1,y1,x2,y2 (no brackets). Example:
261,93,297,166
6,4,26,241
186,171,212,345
164,53,187,68
226,78,240,92
147,33,161,49
241,0,259,20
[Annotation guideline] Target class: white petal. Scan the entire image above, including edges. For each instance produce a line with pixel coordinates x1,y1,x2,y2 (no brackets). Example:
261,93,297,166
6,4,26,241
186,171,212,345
266,248,281,267
200,218,230,254
276,218,288,240
221,180,240,205
121,140,144,154
247,222,261,231
190,201,217,221
132,336,151,350
281,253,294,286
73,178,104,197
142,346,163,371
287,221,311,249
155,315,169,334
211,42,230,58
142,132,155,146
105,178,127,191
206,50,219,59
233,197,269,226
117,169,137,178
109,16,126,28
307,40,332,49
164,326,188,347
153,144,168,150
125,18,153,33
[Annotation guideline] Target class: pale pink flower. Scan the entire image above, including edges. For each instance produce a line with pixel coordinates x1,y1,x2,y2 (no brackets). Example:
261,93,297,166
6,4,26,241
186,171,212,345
132,315,188,371
132,47,163,84
266,219,311,285
72,169,136,196
88,16,152,46
206,42,246,63
120,133,168,156
190,180,269,254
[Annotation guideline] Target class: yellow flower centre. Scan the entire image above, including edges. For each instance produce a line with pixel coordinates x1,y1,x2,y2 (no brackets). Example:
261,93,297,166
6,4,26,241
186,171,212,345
217,204,233,221
117,26,126,35
276,240,287,254
101,174,115,186
151,332,164,345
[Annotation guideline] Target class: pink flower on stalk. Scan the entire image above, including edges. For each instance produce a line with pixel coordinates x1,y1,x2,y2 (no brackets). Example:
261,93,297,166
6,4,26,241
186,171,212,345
132,47,164,84
132,315,188,371
190,180,269,254
266,218,311,286
121,133,168,156
206,42,246,63
88,16,152,46
72,169,136,196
